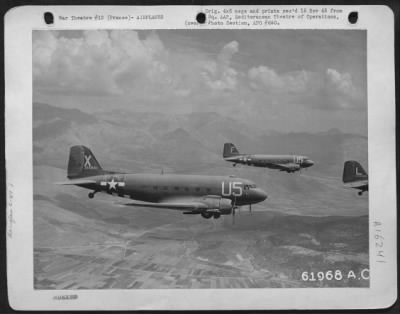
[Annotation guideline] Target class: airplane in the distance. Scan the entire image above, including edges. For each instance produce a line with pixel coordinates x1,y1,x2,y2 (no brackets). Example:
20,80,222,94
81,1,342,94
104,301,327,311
57,145,268,222
342,160,368,196
223,143,314,173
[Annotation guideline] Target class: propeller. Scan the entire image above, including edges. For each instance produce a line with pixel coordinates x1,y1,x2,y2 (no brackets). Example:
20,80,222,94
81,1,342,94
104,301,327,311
232,196,236,225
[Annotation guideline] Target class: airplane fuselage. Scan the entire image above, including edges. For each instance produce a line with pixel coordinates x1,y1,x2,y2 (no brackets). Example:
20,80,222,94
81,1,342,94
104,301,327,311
76,173,267,206
224,154,314,172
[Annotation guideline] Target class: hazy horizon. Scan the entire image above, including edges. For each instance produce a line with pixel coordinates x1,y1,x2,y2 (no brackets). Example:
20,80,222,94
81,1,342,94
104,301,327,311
33,29,367,135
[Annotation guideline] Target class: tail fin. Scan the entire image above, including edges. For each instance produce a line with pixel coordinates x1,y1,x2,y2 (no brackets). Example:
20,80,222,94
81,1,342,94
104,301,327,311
342,160,368,183
223,143,240,158
67,145,103,179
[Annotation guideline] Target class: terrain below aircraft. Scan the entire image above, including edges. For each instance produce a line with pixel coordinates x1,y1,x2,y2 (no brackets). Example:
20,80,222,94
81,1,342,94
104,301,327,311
342,160,368,196
57,146,267,221
223,143,314,173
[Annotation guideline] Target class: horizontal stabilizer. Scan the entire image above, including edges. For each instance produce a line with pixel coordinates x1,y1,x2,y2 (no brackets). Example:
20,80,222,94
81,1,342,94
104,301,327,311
344,180,369,189
55,179,96,185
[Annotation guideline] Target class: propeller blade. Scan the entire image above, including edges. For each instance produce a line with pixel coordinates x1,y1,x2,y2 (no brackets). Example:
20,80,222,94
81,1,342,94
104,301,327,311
232,196,236,225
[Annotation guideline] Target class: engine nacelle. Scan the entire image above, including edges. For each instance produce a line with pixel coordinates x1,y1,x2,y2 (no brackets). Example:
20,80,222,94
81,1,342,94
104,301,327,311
202,197,232,215
282,164,300,172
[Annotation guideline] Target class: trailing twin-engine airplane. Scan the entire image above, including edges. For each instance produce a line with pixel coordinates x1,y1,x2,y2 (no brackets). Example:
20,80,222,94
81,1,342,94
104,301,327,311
223,143,314,173
57,146,267,222
342,160,369,196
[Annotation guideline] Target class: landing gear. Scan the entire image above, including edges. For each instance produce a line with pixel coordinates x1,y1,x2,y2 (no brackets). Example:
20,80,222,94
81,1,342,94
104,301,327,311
201,212,222,219
201,212,213,219
358,191,363,196
88,191,98,199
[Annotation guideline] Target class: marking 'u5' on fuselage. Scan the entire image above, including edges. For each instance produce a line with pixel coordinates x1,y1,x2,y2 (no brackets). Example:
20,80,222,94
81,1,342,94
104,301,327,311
221,181,243,196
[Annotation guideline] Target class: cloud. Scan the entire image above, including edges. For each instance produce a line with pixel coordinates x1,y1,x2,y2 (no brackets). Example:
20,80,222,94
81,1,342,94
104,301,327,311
200,41,239,91
316,68,363,109
33,30,168,96
33,31,364,114
248,66,311,93
248,65,363,110
324,68,359,102
218,41,239,68
33,31,243,99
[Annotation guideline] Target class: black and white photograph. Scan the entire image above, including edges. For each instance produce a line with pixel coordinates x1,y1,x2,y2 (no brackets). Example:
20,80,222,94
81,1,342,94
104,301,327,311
33,28,369,289
5,5,396,310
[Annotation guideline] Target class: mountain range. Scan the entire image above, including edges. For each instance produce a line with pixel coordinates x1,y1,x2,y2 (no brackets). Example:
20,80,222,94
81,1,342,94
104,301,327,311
33,101,369,289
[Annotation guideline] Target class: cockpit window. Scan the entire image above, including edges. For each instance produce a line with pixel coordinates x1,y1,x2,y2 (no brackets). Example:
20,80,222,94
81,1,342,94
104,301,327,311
244,184,257,189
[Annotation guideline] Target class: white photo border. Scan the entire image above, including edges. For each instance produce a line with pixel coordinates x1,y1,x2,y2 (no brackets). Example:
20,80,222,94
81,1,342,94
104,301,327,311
5,5,396,310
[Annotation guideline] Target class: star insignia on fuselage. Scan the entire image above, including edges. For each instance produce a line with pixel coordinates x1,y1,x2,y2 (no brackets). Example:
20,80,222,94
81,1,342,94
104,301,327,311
108,178,118,191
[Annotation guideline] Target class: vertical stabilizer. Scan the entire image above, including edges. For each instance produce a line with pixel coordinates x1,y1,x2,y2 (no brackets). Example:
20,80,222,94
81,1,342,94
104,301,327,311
342,160,368,183
67,146,103,178
223,143,240,158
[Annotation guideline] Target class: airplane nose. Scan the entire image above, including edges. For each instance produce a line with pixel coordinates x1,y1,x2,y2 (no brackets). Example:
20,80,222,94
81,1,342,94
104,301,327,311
306,159,314,167
255,188,268,201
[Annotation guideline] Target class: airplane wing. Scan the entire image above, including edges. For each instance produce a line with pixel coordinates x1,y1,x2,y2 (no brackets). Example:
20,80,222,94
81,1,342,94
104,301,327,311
276,163,301,172
55,179,97,185
122,200,208,211
122,195,230,212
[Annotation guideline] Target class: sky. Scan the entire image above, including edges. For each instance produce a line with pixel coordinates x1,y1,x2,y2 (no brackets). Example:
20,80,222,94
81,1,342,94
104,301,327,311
33,29,367,134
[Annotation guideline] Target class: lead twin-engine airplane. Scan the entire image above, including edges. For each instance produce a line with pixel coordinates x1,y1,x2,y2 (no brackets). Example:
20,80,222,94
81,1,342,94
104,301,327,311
342,160,368,196
223,143,314,173
57,146,268,222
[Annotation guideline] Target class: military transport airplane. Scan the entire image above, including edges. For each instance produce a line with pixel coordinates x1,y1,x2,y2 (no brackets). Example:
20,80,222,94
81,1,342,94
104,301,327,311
57,146,267,222
223,143,314,173
342,160,368,196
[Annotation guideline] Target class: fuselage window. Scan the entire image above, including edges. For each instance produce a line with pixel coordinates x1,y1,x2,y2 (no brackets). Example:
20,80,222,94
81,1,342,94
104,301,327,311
195,187,200,192
184,187,189,192
206,188,211,193
174,186,180,191
163,186,168,191
153,186,158,190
